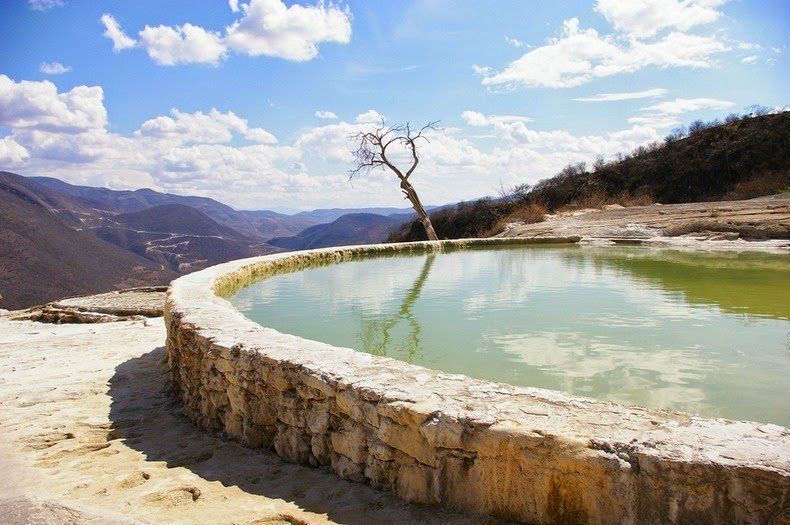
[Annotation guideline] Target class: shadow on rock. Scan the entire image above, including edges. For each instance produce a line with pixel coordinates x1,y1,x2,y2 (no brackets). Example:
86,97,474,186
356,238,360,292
107,347,485,525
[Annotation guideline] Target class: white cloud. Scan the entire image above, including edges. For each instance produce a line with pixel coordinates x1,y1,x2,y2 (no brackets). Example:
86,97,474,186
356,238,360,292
138,24,226,66
574,88,667,102
740,55,758,64
136,108,277,144
594,0,726,38
39,62,72,75
224,0,352,61
461,111,531,127
354,109,386,124
0,136,30,164
629,97,735,128
481,19,728,89
29,0,64,11
315,110,338,120
0,75,106,133
101,14,137,52
738,42,761,51
640,97,734,115
245,127,278,144
505,36,529,49
102,1,352,66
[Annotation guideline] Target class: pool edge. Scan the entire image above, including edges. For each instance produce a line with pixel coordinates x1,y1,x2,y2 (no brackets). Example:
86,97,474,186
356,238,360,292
165,238,790,523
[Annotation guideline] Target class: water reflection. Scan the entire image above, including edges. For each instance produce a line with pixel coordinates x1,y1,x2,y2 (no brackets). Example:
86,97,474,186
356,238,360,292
231,245,790,425
358,253,435,362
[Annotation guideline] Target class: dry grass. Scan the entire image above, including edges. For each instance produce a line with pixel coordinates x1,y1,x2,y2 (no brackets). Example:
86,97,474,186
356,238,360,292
509,203,549,224
723,171,789,200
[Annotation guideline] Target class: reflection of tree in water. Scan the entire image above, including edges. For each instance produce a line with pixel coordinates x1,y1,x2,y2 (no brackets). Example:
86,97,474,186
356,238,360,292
358,253,436,363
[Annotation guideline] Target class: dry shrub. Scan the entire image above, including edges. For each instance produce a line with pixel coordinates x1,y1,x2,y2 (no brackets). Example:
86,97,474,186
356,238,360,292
509,202,548,224
620,192,654,207
571,190,608,209
724,171,789,200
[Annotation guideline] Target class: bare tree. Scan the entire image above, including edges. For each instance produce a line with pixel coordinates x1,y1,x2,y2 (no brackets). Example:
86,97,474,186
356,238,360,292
350,121,440,241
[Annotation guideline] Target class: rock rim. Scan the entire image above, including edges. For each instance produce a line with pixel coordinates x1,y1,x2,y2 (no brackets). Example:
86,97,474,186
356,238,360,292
165,238,790,524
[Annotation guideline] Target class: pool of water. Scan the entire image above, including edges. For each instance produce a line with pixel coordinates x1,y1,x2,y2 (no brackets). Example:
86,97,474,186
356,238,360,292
230,245,790,426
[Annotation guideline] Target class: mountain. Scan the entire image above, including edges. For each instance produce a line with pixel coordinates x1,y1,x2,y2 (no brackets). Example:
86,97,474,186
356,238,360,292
90,204,271,273
268,213,405,250
113,204,249,240
30,177,316,240
0,172,176,310
291,206,434,224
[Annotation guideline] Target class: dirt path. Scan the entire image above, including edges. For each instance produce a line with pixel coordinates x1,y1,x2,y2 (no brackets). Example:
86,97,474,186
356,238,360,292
0,316,485,524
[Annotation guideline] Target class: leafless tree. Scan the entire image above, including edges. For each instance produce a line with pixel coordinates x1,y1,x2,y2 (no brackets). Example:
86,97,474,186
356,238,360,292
350,121,440,241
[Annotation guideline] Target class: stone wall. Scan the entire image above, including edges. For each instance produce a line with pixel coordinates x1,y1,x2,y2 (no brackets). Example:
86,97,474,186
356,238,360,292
165,239,789,524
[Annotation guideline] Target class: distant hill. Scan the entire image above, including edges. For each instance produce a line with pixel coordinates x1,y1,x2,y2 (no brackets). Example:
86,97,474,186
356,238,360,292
0,172,176,309
391,111,790,241
89,203,268,273
113,204,248,240
269,213,404,250
30,177,315,240
291,206,434,224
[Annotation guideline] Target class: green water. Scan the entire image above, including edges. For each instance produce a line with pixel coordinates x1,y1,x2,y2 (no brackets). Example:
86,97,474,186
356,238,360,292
230,245,790,426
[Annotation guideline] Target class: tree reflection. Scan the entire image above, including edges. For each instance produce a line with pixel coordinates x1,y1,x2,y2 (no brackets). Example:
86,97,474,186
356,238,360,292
358,252,436,362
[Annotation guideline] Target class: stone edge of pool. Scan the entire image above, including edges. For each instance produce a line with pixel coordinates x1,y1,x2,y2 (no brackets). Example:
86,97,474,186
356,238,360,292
165,238,790,524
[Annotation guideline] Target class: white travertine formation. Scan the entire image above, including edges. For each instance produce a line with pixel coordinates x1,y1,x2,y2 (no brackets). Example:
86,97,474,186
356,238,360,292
165,239,790,524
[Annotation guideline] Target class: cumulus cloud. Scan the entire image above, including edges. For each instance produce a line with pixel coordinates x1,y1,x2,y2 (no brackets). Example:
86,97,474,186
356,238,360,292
594,0,726,38
574,88,667,102
461,111,532,127
39,62,72,75
102,1,352,66
0,136,30,164
225,0,352,61
315,110,338,120
740,55,758,64
138,24,226,66
29,0,64,11
0,75,106,133
136,108,274,143
481,18,728,89
354,109,386,124
101,14,137,52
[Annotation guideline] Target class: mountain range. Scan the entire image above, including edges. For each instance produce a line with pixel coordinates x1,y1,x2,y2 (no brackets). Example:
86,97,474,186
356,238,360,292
0,171,418,308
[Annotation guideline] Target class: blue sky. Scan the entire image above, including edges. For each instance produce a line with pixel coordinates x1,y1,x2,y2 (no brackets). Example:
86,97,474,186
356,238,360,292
1,0,787,211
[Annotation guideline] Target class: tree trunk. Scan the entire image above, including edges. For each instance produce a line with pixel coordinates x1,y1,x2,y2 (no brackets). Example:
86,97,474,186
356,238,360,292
401,178,438,241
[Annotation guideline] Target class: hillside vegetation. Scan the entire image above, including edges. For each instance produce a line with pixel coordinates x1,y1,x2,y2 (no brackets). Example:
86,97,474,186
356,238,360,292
391,111,790,242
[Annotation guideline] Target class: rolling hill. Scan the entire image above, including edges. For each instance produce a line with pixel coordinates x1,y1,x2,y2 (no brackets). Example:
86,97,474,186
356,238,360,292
268,213,404,250
91,204,269,273
30,176,316,240
0,172,176,310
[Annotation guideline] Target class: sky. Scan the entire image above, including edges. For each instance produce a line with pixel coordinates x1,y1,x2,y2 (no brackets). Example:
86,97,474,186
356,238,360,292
0,0,787,212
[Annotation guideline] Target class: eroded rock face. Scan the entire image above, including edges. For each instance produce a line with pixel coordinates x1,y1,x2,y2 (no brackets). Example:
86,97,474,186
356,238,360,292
165,239,790,524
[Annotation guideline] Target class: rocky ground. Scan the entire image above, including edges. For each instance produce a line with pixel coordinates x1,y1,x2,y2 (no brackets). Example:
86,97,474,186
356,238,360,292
499,195,790,249
0,292,484,525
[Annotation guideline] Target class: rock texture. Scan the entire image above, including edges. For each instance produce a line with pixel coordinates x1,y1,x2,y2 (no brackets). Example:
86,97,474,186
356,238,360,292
0,312,478,524
499,195,790,248
9,287,167,323
165,239,790,524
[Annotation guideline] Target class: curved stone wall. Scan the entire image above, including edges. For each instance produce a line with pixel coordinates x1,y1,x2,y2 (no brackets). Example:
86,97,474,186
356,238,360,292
165,239,789,524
